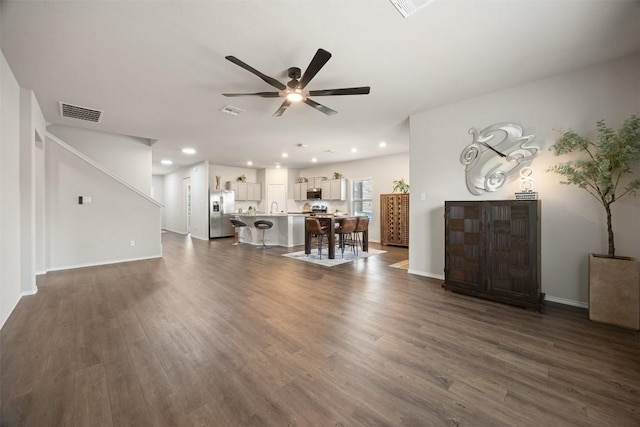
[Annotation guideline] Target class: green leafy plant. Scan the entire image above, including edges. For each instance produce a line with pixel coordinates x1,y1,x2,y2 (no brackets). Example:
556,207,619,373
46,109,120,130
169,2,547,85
548,116,640,257
393,178,410,194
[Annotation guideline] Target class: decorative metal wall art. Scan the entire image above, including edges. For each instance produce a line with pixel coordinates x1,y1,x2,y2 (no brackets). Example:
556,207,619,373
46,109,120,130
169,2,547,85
460,123,540,195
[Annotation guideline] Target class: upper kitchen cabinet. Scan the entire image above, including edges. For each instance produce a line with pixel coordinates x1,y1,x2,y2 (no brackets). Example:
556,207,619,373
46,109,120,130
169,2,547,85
311,177,327,188
247,183,262,201
225,181,261,201
321,179,347,200
294,182,308,201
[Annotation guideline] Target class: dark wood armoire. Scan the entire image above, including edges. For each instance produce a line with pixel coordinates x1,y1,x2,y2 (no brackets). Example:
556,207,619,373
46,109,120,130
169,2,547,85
443,200,543,310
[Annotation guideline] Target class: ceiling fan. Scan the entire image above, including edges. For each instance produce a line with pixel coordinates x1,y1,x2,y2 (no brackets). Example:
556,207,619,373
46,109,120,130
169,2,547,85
222,48,370,117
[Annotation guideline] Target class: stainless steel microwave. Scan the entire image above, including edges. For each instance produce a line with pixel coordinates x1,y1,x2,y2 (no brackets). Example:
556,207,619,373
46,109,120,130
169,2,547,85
306,188,322,199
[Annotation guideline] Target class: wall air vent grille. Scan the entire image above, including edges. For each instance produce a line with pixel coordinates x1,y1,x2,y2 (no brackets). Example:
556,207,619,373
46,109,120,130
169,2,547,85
389,0,436,18
220,105,245,116
59,102,103,122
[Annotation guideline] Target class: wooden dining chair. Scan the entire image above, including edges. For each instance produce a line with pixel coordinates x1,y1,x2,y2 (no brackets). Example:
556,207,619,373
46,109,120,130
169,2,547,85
335,218,357,258
353,216,369,255
305,217,329,259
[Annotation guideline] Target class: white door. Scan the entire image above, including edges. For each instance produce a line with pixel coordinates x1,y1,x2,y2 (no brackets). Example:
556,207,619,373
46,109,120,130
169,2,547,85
267,184,286,213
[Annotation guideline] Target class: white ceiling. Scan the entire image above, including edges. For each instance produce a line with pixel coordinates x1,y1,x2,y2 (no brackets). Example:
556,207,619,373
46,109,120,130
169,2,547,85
2,0,639,174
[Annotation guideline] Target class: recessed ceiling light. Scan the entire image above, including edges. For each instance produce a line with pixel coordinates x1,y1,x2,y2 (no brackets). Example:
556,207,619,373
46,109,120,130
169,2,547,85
275,164,281,169
161,159,173,165
247,161,253,166
282,152,289,158
351,148,358,153
311,157,317,163
379,141,387,148
182,148,196,154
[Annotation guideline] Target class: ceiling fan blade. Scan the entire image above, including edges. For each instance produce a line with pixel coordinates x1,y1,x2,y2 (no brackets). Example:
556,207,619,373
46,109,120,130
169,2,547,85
298,49,332,90
273,99,292,117
308,87,371,96
304,98,337,116
225,56,286,91
222,92,281,98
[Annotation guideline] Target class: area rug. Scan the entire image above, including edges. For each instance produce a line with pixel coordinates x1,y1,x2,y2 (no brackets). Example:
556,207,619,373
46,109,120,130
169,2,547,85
283,248,386,267
389,259,409,270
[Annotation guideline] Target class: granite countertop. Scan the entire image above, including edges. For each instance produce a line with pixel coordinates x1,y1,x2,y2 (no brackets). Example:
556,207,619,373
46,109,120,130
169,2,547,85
236,212,306,217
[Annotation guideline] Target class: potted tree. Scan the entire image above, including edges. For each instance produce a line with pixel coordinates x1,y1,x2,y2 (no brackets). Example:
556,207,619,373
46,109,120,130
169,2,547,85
548,116,640,329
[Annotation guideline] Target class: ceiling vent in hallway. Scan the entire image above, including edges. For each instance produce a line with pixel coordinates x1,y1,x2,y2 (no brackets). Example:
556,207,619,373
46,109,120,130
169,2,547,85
389,0,436,18
59,102,103,123
220,105,245,116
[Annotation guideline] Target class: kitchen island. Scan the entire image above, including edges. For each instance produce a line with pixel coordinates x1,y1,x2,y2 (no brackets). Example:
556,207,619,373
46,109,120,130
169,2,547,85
235,213,306,247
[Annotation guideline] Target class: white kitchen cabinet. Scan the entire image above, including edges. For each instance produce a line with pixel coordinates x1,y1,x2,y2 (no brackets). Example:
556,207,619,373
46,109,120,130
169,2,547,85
311,177,326,188
247,183,262,201
330,179,347,200
225,181,261,201
294,182,308,201
320,178,347,201
321,180,331,200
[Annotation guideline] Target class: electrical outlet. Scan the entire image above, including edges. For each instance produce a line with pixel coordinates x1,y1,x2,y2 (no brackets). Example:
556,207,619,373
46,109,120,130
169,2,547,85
129,240,135,247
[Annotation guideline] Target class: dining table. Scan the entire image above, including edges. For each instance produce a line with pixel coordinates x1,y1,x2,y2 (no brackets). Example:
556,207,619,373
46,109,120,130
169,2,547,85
304,215,369,259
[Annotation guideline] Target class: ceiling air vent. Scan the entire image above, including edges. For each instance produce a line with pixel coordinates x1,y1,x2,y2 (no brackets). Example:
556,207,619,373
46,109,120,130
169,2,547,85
59,102,103,123
389,0,436,18
220,105,245,116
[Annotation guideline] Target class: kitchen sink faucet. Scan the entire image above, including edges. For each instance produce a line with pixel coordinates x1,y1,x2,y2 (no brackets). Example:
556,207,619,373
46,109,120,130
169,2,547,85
270,201,279,214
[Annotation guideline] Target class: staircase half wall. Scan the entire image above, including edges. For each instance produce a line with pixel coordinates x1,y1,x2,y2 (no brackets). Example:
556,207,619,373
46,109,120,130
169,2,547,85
45,132,162,271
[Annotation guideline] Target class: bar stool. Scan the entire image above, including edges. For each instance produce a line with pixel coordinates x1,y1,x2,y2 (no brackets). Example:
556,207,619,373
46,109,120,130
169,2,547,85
335,218,357,258
229,219,247,245
353,216,369,255
253,220,273,249
305,217,328,259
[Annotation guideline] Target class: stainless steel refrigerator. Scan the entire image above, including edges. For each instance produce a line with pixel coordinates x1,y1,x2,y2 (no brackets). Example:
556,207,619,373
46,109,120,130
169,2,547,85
209,189,235,238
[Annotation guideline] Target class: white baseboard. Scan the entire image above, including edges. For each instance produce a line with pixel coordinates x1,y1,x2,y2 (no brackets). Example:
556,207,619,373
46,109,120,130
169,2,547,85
408,269,444,280
162,227,187,235
21,287,38,297
46,254,162,272
544,295,588,309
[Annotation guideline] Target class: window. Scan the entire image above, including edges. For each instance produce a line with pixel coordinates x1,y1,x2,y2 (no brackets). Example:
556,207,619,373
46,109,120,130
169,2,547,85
351,179,373,220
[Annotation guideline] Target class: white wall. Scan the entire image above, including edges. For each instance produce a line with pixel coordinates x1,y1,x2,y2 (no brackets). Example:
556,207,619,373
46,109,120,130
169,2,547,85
300,152,410,243
1,51,22,328
45,136,162,270
163,161,209,240
47,124,153,195
409,54,640,307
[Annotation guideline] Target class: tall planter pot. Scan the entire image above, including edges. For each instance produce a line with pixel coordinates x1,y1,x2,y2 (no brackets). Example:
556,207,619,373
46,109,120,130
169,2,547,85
588,254,640,330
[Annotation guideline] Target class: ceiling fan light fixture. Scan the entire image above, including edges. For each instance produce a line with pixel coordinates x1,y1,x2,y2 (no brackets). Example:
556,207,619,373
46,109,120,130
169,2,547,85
286,91,304,102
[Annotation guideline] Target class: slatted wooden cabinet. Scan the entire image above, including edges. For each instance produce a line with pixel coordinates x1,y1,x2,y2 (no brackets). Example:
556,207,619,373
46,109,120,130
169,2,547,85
380,193,409,247
444,200,542,309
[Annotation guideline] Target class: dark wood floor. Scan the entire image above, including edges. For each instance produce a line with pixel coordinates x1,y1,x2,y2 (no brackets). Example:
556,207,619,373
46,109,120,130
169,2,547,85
1,232,639,426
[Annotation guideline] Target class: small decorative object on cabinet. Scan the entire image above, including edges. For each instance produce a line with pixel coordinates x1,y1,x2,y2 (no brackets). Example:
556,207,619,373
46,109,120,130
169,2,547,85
443,200,543,310
380,193,409,247
392,178,410,194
